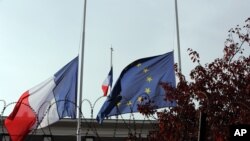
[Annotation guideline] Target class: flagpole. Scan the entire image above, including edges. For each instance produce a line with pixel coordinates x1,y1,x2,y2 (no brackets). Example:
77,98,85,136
110,46,119,137
175,1,204,140
175,0,182,73
77,0,87,141
110,46,113,91
110,46,113,69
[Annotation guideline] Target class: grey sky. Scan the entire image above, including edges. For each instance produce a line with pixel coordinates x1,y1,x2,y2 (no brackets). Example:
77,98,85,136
0,0,249,117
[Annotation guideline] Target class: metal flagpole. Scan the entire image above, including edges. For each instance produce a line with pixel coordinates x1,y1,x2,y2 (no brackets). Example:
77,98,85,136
110,46,113,91
198,112,202,141
174,1,204,140
175,0,182,73
110,46,113,69
110,46,119,137
77,0,87,141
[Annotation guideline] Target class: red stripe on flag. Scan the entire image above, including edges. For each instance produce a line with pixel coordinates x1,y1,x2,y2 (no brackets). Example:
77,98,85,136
4,91,37,141
102,85,109,96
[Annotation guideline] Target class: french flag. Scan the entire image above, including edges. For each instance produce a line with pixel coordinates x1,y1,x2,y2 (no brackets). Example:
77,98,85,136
102,67,113,96
4,57,78,141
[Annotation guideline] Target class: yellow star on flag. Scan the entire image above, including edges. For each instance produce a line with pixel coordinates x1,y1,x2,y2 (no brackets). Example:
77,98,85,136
145,88,151,94
143,68,149,73
146,76,153,82
137,96,143,103
136,63,142,67
127,101,132,106
116,102,121,107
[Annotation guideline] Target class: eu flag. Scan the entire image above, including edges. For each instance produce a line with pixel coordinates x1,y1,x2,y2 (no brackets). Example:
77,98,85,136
97,51,176,123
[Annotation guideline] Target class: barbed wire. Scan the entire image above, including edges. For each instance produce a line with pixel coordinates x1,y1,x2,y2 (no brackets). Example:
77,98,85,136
0,97,158,140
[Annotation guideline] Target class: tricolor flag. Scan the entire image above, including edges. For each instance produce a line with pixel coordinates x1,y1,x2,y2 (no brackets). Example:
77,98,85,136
4,57,78,141
102,67,113,96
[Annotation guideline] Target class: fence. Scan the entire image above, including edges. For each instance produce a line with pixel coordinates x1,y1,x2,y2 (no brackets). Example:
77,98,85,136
0,98,158,141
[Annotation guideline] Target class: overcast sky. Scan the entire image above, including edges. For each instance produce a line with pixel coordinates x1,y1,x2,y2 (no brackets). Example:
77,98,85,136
0,0,250,118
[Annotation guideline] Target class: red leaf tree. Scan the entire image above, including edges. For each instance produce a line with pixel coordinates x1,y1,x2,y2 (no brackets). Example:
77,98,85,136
139,18,250,141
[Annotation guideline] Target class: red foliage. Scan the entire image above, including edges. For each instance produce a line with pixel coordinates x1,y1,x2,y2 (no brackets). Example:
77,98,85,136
138,18,250,140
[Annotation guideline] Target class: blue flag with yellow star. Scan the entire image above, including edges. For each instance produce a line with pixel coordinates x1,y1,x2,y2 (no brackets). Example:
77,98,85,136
97,51,176,123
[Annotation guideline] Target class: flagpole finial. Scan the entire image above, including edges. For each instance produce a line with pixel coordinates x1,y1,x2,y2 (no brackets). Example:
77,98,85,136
111,45,113,52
